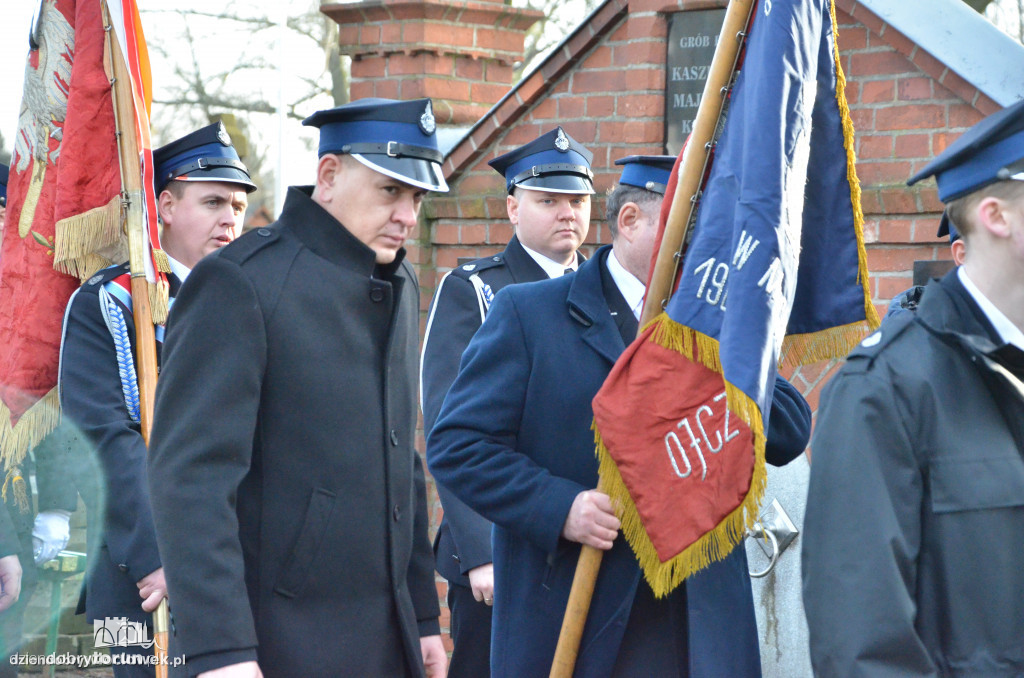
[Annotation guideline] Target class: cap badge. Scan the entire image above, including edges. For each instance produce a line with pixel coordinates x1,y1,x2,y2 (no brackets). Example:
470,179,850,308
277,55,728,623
554,128,570,152
216,123,232,147
419,101,436,135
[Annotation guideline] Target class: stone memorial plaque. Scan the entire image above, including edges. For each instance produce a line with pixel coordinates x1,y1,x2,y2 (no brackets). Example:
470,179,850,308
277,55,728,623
665,9,727,155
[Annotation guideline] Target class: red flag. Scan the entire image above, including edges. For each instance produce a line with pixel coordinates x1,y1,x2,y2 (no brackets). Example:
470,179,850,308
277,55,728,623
0,0,163,490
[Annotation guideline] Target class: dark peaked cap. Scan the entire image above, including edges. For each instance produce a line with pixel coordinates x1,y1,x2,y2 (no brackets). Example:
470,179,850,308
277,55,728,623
302,97,449,193
908,98,1024,203
489,127,595,195
614,155,676,195
153,122,257,195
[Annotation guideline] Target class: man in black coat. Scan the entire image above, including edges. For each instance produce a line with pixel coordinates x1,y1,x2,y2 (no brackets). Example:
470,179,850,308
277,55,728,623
59,123,255,676
420,127,594,677
803,99,1024,675
148,98,448,678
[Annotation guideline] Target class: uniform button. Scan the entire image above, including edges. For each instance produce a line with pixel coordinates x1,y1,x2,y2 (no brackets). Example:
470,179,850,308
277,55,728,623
257,228,271,236
492,256,501,262
370,288,385,302
393,504,401,521
118,564,128,572
390,429,399,446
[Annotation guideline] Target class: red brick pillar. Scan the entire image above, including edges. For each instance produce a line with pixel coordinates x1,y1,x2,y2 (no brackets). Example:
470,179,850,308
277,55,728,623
321,0,544,125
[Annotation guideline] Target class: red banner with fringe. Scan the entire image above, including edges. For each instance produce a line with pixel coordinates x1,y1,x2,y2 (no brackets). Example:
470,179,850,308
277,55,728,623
0,0,162,485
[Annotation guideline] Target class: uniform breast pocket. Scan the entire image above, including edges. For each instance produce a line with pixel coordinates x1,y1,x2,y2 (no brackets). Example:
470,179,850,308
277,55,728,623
274,487,337,598
930,455,1024,513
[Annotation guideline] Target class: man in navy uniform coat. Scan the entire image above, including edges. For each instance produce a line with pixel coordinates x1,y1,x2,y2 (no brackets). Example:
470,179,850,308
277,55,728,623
803,98,1024,676
421,127,595,677
429,156,812,677
59,123,255,676
148,99,448,678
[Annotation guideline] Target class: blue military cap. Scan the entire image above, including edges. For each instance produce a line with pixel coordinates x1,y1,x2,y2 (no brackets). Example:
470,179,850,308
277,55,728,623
936,213,961,243
614,155,676,195
907,98,1024,202
154,122,257,195
489,127,594,195
302,98,448,193
0,163,8,207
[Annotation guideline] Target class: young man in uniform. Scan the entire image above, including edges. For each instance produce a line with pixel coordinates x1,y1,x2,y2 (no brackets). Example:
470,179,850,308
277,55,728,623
803,99,1024,675
59,122,255,676
428,156,812,677
420,127,594,677
147,98,448,678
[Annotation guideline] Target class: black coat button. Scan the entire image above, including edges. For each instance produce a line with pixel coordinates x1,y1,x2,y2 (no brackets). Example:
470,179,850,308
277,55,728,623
393,504,401,521
257,228,271,236
370,288,385,302
390,429,398,446
118,564,128,572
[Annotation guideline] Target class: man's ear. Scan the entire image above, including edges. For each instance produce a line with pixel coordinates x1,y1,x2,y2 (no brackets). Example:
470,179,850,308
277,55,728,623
506,193,520,226
316,154,343,202
975,196,1012,239
616,202,640,242
951,239,967,266
157,189,175,226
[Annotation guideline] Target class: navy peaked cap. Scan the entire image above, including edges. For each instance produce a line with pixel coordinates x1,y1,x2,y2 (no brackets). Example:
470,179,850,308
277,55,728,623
614,155,675,195
908,98,1024,202
302,98,448,193
489,127,595,195
935,213,961,243
153,122,256,195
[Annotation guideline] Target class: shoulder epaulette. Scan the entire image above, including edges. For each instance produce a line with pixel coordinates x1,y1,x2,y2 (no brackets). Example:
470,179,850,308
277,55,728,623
842,313,917,372
83,262,130,289
449,253,505,280
218,225,283,266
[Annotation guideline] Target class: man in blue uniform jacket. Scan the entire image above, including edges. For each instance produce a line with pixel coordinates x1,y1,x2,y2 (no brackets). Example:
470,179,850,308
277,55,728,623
59,123,255,676
803,97,1024,677
148,99,448,678
421,127,595,678
429,156,812,677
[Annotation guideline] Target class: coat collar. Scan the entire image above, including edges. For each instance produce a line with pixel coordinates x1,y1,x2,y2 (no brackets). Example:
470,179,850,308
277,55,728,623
503,235,549,284
279,186,406,279
567,245,624,365
919,269,1024,383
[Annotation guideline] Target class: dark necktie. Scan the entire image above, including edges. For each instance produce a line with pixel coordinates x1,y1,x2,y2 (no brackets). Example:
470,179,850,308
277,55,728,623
563,267,574,276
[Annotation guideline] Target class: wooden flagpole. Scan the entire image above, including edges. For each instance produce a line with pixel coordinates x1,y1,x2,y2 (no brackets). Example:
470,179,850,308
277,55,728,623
103,3,170,675
548,1,756,675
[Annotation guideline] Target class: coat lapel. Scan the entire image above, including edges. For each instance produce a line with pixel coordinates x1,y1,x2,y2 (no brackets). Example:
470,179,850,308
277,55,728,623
567,246,624,366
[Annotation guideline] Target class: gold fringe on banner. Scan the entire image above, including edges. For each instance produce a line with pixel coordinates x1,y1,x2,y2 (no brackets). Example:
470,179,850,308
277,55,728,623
595,313,767,597
780,320,873,367
830,0,880,333
0,388,60,473
53,197,122,280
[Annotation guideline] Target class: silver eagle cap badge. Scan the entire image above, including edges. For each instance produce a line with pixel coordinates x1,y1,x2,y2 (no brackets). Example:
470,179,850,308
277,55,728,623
419,101,436,135
554,128,570,152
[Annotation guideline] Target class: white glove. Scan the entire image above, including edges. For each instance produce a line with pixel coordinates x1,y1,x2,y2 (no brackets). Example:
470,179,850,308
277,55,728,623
32,510,71,565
